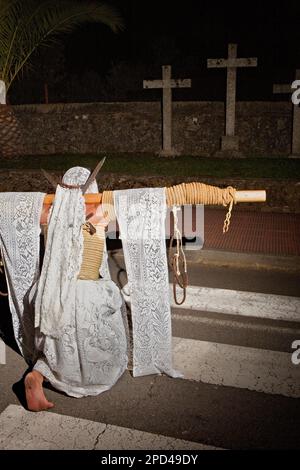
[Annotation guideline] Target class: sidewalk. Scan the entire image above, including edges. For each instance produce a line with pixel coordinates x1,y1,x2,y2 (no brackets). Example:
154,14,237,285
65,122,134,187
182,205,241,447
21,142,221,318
203,209,300,256
185,209,300,273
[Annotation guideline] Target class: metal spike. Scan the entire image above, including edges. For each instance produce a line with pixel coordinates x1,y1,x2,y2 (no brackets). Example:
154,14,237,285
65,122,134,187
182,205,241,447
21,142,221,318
41,169,60,190
81,156,106,194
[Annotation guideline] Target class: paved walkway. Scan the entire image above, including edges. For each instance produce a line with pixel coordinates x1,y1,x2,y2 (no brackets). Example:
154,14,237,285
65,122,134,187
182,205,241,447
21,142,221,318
203,209,300,256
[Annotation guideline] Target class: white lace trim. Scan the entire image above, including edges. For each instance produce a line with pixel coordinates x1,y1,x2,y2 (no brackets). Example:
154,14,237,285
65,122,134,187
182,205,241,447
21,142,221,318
0,192,45,363
114,187,183,378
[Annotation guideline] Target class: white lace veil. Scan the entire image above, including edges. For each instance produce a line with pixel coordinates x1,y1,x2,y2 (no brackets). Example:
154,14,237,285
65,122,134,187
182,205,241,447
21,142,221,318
62,166,98,193
62,166,111,280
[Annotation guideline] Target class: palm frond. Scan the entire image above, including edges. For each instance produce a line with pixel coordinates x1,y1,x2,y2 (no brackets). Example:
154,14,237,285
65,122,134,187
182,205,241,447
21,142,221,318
0,0,124,90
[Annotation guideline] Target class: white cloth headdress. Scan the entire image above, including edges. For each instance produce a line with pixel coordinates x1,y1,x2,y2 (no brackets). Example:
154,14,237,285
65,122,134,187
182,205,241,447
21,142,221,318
62,166,98,194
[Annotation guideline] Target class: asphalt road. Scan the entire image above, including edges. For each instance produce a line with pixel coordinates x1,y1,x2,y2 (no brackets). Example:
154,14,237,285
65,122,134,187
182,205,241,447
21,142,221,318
1,255,300,450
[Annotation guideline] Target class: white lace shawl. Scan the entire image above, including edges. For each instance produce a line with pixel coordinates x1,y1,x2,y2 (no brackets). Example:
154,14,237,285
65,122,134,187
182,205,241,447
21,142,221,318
34,185,85,338
114,187,183,378
0,192,45,363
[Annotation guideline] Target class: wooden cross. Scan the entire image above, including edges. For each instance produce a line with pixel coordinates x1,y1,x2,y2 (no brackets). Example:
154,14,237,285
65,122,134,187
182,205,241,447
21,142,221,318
143,65,191,157
273,70,300,156
0,80,6,104
208,44,257,152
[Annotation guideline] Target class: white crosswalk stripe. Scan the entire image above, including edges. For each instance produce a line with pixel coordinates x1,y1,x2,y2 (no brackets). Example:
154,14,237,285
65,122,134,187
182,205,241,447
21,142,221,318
169,285,300,323
0,405,223,450
121,283,300,322
173,337,300,398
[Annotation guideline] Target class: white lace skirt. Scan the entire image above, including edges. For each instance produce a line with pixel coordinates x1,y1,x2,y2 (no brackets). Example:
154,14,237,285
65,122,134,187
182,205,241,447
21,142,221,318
34,278,128,398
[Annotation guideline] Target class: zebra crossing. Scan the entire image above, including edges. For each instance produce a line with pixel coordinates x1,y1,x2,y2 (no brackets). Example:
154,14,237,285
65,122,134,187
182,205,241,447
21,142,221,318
2,284,298,369
170,284,300,399
123,283,300,398
0,282,299,449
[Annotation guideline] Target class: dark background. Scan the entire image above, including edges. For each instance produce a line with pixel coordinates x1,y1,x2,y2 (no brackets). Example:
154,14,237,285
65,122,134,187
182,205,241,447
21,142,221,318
10,0,300,103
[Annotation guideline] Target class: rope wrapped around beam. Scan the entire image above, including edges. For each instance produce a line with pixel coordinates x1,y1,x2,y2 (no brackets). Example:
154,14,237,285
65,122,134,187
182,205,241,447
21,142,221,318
165,183,236,207
101,183,236,232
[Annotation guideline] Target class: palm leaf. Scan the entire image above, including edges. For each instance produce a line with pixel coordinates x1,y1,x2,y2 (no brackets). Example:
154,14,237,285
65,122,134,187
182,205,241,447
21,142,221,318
0,0,124,90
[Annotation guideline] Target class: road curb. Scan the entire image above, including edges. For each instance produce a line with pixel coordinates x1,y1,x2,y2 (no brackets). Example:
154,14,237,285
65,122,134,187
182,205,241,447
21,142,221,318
184,249,300,273
112,248,300,273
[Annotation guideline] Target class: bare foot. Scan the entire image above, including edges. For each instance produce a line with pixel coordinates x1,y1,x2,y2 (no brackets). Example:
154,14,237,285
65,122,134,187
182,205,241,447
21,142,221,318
25,370,54,412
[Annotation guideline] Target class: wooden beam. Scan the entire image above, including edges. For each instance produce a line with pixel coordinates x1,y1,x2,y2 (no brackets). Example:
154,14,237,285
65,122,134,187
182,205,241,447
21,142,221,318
43,189,266,206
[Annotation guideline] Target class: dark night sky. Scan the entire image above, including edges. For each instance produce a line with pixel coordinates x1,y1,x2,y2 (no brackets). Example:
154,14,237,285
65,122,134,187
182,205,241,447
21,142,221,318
68,0,299,66
11,0,300,103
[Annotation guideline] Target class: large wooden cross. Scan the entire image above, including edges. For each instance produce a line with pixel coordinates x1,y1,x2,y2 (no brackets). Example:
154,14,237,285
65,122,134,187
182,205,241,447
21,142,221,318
273,69,300,156
143,65,191,157
208,44,257,152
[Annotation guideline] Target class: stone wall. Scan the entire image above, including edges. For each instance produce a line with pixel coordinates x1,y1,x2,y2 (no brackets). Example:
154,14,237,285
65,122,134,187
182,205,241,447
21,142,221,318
13,101,292,157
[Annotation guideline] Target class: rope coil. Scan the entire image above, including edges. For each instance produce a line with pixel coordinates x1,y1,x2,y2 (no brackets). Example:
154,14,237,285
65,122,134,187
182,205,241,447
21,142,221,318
169,206,188,306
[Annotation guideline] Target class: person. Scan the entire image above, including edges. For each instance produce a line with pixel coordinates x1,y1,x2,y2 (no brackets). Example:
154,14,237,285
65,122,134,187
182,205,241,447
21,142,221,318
1,165,179,412
24,166,128,412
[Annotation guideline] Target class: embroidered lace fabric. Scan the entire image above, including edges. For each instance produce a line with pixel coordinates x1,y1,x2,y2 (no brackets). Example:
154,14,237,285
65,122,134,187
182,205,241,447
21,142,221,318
33,167,128,397
34,185,85,338
0,192,45,364
114,187,183,378
34,277,128,397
